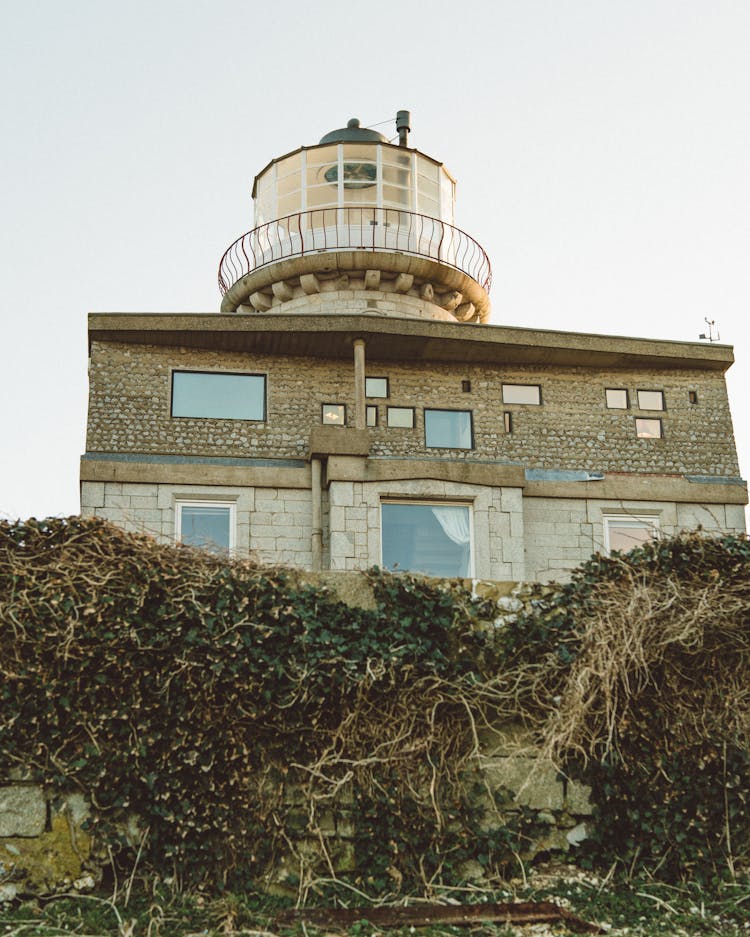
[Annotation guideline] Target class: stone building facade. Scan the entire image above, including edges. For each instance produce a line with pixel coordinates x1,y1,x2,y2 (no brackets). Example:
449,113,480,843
81,115,747,581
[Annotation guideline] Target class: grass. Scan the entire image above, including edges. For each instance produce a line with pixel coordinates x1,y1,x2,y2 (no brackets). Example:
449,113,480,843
2,866,750,937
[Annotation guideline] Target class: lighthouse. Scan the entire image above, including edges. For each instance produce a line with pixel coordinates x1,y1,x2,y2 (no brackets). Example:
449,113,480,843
81,112,746,580
218,112,491,324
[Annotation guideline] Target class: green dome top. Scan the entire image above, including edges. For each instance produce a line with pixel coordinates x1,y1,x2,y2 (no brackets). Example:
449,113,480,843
318,118,389,145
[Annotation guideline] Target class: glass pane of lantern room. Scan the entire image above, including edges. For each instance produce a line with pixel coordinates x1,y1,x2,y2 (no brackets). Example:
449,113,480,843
276,151,301,179
439,169,455,224
381,503,471,577
382,184,410,209
306,146,338,187
306,185,338,210
254,173,275,226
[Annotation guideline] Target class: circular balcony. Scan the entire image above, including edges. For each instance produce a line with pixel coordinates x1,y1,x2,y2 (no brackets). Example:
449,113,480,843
218,208,492,297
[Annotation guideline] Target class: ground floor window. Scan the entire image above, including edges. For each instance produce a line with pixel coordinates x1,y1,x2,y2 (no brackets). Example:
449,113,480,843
603,514,659,554
175,501,235,552
381,501,472,577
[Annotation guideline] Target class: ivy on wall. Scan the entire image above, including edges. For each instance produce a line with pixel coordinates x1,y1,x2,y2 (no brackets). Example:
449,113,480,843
1,516,749,892
0,517,516,893
498,532,750,881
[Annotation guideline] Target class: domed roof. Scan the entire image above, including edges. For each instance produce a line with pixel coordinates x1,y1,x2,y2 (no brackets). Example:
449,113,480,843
319,118,389,145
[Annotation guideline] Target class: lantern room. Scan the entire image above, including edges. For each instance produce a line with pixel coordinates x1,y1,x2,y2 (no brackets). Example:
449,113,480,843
251,116,456,226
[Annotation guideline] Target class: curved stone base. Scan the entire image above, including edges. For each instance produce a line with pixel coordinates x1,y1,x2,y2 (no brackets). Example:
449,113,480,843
238,289,460,322
221,250,491,323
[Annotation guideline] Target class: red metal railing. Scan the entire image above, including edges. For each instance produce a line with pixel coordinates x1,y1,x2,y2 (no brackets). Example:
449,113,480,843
218,208,492,295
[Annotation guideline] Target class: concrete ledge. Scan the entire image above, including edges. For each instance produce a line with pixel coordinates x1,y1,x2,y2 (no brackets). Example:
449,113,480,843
309,427,370,459
87,313,735,371
327,456,526,488
80,458,311,489
525,474,748,504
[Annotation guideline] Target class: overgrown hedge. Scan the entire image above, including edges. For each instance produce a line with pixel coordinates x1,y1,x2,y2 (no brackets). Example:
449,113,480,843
501,532,750,882
0,516,509,893
1,517,749,891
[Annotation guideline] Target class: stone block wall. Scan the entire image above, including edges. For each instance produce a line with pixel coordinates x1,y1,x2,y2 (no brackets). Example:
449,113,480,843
328,478,525,580
524,496,748,581
81,481,320,568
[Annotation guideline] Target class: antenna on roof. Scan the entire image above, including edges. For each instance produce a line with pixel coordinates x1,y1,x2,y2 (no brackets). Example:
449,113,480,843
698,318,720,342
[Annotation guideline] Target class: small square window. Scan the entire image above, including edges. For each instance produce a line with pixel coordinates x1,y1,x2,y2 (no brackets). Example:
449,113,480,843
365,377,389,398
387,407,415,428
635,417,663,439
424,409,473,449
637,389,665,411
504,411,513,433
176,501,235,553
605,388,629,409
502,383,541,405
322,403,346,425
366,405,378,427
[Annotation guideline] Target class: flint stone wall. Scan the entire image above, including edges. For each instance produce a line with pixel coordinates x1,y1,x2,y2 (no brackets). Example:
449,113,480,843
86,341,740,476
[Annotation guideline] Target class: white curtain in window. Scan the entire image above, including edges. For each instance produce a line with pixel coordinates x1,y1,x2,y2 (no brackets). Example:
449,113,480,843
431,506,470,546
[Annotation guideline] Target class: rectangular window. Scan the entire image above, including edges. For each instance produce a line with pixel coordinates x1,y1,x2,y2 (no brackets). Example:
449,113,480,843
366,405,378,427
322,403,346,425
603,514,659,555
635,417,663,439
171,371,265,420
688,390,699,405
365,376,389,398
387,407,415,428
502,383,541,405
504,411,513,433
605,388,629,409
424,409,473,449
461,379,472,393
175,501,235,553
637,389,665,410
381,502,472,578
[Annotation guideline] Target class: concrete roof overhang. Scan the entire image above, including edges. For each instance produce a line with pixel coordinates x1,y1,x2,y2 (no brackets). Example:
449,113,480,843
87,313,734,372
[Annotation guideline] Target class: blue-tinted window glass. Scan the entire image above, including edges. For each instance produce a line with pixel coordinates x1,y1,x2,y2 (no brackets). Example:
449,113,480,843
172,372,265,420
179,504,231,552
381,503,471,577
424,410,472,449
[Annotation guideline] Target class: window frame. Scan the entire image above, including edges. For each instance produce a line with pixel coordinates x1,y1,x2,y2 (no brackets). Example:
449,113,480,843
171,369,267,421
175,499,237,553
605,388,629,409
602,513,660,555
366,405,378,427
387,406,415,428
502,383,542,405
635,417,664,439
424,408,474,450
322,403,347,425
637,389,666,411
365,376,389,398
380,499,475,578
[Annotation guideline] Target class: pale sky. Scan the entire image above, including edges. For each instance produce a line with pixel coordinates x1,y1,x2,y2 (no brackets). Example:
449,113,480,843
1,0,749,521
